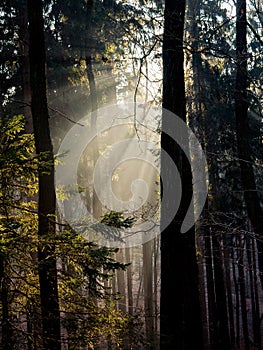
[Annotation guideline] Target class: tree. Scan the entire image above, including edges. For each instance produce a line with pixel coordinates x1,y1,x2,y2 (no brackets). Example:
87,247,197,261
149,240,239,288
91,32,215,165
27,0,61,348
160,0,203,348
235,0,263,290
0,114,136,348
0,115,39,349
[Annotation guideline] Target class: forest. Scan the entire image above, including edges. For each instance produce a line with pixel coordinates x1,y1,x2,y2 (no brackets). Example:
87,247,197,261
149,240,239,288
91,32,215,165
0,0,262,349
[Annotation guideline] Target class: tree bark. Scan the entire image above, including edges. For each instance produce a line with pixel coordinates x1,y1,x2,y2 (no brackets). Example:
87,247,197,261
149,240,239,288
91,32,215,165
232,237,240,347
125,247,133,315
235,0,263,289
251,234,262,349
85,0,102,222
246,235,261,348
223,236,235,348
116,249,127,313
160,1,203,348
205,230,218,350
143,240,155,349
212,231,231,350
27,0,61,349
0,260,14,350
18,1,32,133
237,235,249,350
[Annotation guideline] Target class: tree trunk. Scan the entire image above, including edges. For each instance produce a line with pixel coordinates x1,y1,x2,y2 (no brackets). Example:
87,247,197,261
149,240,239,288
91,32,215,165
153,238,159,343
235,0,263,289
160,1,203,348
205,229,218,350
237,235,249,350
246,234,261,348
27,0,61,349
116,249,127,313
195,223,209,349
223,235,235,348
125,247,133,315
251,234,262,349
232,237,240,347
143,240,155,349
0,260,14,350
85,0,102,222
18,1,32,133
212,231,231,350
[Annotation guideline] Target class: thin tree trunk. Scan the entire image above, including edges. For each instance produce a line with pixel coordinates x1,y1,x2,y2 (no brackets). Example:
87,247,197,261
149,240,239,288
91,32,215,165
0,260,14,350
86,55,102,221
18,1,32,133
111,273,117,298
26,303,34,350
125,247,133,315
205,229,218,350
143,240,155,349
196,223,209,349
212,231,231,350
116,249,127,313
85,0,102,222
251,234,262,349
27,0,61,349
247,235,261,348
135,261,143,310
237,235,249,350
153,238,159,345
223,236,235,348
232,236,240,347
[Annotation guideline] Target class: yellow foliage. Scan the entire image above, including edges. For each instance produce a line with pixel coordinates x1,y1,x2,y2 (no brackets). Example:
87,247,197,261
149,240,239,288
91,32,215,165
105,42,116,54
61,13,68,24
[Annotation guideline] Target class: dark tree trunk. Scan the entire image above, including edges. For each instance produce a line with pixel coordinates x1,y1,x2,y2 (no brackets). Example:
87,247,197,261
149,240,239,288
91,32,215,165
143,240,155,349
125,247,133,315
85,0,97,114
246,235,261,348
86,55,102,221
85,0,102,221
86,56,98,113
0,260,14,350
27,0,61,349
205,230,218,350
212,232,231,350
223,236,235,348
237,236,249,350
19,6,43,348
252,235,262,349
153,238,159,340
0,172,13,350
235,0,263,289
160,1,203,348
19,2,32,133
232,237,240,347
116,249,127,313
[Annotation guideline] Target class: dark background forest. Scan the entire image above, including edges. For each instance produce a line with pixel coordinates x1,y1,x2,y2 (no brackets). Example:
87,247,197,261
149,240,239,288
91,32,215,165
0,0,262,349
